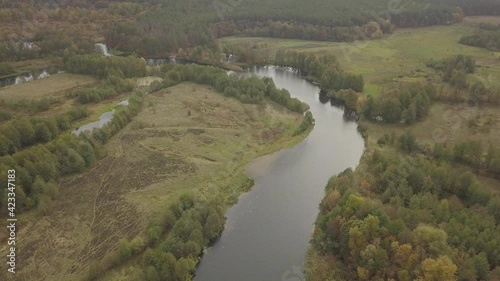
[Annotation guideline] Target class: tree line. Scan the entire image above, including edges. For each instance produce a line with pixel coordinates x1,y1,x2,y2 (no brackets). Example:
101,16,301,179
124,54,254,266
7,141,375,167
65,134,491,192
65,73,134,104
64,54,147,79
84,187,230,281
0,107,89,156
149,63,308,113
434,141,500,179
222,45,365,94
363,83,434,124
459,24,500,52
212,20,391,43
427,55,500,105
0,97,63,123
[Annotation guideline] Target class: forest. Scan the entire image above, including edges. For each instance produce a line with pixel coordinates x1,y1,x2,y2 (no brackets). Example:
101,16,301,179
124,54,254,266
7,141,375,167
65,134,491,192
2,0,500,58
310,142,500,280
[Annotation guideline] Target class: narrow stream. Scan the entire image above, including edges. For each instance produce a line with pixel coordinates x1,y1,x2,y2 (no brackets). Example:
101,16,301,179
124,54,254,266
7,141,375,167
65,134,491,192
72,99,129,135
194,66,365,281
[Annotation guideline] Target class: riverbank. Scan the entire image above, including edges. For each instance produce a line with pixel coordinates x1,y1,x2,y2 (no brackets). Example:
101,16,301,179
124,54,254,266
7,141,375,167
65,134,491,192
1,80,310,280
193,66,364,281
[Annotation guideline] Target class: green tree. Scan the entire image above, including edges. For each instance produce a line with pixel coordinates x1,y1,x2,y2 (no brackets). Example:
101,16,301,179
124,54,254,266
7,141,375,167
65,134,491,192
35,122,52,142
17,118,35,146
203,212,224,241
358,244,389,279
174,258,195,281
413,225,451,258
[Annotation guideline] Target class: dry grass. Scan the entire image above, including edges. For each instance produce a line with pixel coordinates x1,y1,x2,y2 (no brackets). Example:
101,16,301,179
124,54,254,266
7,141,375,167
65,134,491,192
463,16,500,25
0,73,98,101
0,82,306,281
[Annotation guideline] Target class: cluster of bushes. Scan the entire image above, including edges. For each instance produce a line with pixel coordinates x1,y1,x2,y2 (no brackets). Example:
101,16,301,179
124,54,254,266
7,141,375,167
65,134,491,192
0,134,97,213
74,87,118,104
294,111,315,136
0,62,14,76
0,109,12,121
64,54,147,79
426,55,500,104
321,66,364,93
460,31,500,51
379,131,500,179
0,108,89,156
89,94,144,144
427,55,476,90
64,70,135,104
310,148,500,280
363,83,434,124
434,141,500,178
326,89,364,112
272,50,337,78
139,196,225,281
432,80,500,105
459,24,500,51
72,77,134,104
5,97,62,113
85,192,226,281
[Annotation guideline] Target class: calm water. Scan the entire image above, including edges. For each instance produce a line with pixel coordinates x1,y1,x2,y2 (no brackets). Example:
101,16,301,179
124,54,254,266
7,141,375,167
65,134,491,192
194,66,365,281
72,99,129,135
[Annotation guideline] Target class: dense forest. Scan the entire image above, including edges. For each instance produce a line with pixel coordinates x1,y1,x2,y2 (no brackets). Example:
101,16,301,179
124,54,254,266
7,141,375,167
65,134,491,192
1,0,500,58
310,141,500,280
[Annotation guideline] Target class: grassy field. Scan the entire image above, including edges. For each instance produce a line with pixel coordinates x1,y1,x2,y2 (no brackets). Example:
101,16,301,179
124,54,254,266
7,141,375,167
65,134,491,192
0,82,307,281
0,73,98,101
221,20,500,95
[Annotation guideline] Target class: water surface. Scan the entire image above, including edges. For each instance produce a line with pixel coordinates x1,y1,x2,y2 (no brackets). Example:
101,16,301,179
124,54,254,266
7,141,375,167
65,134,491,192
194,66,365,281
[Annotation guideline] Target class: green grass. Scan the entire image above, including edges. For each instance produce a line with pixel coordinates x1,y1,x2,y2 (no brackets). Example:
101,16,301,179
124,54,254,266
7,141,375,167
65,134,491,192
221,22,500,93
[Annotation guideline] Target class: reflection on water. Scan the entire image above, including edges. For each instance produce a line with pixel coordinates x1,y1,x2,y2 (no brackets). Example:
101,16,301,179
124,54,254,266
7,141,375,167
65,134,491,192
194,66,365,281
0,70,52,88
72,99,129,135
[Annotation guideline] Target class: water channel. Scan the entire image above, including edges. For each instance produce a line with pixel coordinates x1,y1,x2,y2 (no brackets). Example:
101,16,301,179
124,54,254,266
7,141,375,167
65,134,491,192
194,66,365,281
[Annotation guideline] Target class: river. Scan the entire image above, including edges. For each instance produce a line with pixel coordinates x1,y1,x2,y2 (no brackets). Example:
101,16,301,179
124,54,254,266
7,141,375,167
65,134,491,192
193,66,365,281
